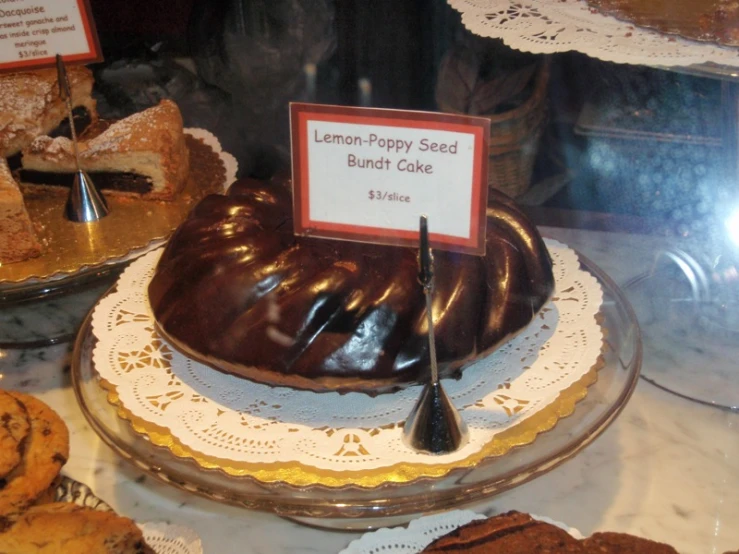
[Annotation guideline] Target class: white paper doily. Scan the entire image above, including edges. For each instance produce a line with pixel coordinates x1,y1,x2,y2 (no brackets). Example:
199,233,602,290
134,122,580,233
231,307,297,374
184,128,238,190
139,522,203,554
449,0,739,67
339,510,583,554
90,239,603,478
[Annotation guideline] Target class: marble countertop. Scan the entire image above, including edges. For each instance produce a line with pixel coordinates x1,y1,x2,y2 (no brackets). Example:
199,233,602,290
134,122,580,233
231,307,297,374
1,226,738,554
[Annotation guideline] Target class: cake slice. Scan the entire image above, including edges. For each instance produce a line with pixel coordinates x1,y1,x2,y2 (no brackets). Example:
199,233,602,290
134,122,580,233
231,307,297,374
0,66,96,160
0,159,41,265
20,99,190,201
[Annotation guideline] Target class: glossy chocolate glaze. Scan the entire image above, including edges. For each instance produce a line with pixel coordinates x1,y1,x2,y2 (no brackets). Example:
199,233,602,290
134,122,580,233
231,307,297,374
148,176,555,393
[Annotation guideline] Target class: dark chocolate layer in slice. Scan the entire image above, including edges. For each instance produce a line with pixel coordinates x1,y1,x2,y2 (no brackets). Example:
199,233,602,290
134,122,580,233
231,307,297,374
49,106,93,140
6,153,21,172
19,170,153,194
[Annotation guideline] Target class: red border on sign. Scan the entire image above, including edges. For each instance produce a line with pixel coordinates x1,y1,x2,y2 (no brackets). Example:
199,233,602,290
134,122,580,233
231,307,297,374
0,0,103,74
290,103,490,255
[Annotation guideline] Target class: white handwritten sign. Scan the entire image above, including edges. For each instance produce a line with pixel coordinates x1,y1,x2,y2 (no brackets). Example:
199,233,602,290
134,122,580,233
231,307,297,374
0,0,101,73
290,103,489,255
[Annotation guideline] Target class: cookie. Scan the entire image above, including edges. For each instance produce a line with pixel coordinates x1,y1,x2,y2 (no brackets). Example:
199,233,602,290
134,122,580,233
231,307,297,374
0,391,30,480
0,392,69,525
583,532,679,553
0,502,155,553
421,511,586,553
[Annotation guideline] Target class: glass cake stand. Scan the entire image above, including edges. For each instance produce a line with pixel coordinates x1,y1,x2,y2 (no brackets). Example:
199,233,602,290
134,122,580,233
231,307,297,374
71,252,641,530
623,247,739,410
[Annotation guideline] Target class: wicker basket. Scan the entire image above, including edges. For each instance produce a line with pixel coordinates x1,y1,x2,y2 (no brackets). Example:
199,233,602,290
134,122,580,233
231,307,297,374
438,59,550,198
486,61,549,198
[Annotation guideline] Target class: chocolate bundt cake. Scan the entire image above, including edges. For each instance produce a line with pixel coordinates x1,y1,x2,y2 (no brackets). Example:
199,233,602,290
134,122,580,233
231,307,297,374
148,176,555,394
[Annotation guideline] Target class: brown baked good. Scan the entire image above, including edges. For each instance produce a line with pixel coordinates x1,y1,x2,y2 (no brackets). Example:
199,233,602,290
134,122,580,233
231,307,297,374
0,391,30,480
423,512,688,554
148,176,555,394
0,159,41,264
586,0,739,47
0,503,154,553
422,511,586,553
583,531,679,553
20,100,190,201
0,392,69,525
0,66,96,159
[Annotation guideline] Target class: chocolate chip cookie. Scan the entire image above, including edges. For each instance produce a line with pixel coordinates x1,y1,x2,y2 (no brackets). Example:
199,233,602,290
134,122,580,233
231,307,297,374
0,392,69,525
0,502,155,553
0,391,29,481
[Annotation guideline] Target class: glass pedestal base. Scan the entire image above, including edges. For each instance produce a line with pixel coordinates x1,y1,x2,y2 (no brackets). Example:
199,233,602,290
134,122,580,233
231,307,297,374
624,248,739,411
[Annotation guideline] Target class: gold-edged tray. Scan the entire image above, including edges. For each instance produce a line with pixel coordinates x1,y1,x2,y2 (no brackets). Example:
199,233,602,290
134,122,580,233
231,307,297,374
0,131,231,296
98,365,599,488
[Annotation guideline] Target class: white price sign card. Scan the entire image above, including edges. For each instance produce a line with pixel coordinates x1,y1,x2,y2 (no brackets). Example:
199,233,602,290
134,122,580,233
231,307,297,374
290,103,490,255
0,0,101,73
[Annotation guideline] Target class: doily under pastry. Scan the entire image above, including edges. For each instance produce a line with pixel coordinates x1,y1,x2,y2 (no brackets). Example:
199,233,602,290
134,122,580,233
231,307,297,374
138,522,203,554
448,0,739,67
90,239,604,488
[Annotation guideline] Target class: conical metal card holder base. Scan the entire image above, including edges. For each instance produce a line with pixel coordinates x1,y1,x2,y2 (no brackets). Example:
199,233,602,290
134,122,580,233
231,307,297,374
65,170,109,223
56,54,109,223
402,214,468,455
403,381,468,454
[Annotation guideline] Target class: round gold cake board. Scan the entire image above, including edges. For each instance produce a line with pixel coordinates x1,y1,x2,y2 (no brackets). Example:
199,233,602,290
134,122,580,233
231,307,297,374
72,251,642,528
97,367,599,488
0,134,227,300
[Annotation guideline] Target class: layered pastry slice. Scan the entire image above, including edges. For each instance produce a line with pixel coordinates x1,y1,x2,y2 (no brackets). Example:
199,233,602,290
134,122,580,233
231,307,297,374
20,100,190,200
19,100,190,201
0,67,96,162
0,159,41,265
